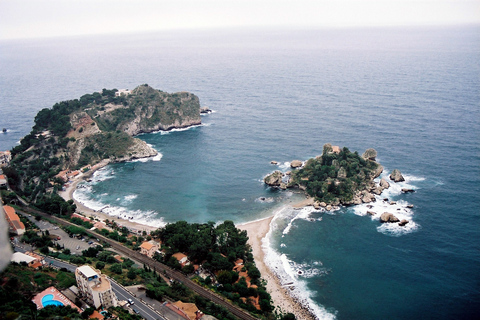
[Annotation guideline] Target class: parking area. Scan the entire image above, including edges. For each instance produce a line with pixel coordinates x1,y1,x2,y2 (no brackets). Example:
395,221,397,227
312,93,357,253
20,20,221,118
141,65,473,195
18,211,95,254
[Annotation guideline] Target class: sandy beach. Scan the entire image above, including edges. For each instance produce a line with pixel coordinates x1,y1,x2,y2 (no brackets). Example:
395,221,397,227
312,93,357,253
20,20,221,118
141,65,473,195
61,160,316,318
238,216,317,320
58,160,157,234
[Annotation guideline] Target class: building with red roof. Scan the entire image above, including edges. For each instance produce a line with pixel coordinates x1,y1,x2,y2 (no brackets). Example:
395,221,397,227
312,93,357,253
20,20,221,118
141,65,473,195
3,205,25,235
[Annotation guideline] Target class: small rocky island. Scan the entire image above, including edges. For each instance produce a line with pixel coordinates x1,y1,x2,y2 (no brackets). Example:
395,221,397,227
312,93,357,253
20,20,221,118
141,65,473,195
5,85,204,210
265,144,412,225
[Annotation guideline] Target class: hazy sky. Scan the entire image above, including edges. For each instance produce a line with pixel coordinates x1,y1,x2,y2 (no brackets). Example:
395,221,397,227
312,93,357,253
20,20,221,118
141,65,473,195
1,0,479,40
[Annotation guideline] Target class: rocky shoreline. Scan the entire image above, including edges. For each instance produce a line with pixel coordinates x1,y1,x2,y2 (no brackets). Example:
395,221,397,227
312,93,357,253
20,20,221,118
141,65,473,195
264,145,414,227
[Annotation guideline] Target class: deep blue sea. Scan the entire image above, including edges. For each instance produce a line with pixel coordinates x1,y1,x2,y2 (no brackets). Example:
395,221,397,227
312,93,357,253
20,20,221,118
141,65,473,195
1,26,479,319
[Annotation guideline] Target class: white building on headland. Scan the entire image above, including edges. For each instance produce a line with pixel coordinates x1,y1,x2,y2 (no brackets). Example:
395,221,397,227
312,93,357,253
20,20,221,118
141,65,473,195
75,265,118,309
115,89,131,97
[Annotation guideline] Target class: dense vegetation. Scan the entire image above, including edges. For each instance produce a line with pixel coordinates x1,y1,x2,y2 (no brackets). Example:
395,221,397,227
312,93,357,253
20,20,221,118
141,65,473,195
151,220,274,316
290,144,379,204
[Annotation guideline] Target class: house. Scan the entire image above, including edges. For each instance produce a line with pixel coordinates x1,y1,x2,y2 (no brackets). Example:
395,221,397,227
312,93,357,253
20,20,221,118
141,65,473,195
72,213,91,223
139,240,160,258
55,170,69,183
165,301,203,320
3,205,25,235
172,252,190,267
0,174,7,188
115,89,131,97
32,286,81,311
67,170,80,180
75,265,118,309
0,150,11,167
11,252,43,269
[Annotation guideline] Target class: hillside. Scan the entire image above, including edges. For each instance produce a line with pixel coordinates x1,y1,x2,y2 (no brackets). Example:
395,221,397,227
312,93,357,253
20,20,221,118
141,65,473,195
4,85,202,212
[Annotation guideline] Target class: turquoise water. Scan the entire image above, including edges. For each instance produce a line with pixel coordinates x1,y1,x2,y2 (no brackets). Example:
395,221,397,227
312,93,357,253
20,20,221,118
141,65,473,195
1,26,479,319
41,294,64,307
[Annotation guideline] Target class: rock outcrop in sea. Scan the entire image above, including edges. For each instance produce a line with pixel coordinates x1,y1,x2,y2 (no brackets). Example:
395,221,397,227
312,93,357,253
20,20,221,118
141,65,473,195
389,169,405,182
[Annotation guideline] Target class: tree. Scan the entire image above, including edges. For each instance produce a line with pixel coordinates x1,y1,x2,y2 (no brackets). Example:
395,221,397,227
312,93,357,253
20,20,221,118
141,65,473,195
127,268,137,280
96,261,105,270
281,313,296,320
110,263,123,274
182,264,195,275
81,307,95,319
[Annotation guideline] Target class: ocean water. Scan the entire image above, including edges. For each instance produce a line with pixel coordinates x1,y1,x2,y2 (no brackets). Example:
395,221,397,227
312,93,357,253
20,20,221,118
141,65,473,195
1,26,479,319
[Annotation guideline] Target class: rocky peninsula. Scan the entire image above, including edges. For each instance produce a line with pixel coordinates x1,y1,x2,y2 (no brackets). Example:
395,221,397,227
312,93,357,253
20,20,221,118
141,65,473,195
4,85,203,212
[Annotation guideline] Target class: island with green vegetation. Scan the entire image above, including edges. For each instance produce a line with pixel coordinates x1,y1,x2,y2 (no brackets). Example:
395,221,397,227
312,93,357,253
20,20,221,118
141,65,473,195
2,84,203,215
265,143,389,208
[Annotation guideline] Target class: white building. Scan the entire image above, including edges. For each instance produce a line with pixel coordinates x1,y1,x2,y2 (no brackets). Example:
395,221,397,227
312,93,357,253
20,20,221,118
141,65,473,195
115,89,131,97
75,265,118,309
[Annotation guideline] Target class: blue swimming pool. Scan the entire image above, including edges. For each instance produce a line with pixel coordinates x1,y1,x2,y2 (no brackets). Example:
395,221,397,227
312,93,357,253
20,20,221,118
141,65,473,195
41,294,64,307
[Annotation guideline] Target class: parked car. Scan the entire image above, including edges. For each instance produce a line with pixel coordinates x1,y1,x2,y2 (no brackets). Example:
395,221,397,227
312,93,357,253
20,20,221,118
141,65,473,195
128,298,134,305
132,308,139,314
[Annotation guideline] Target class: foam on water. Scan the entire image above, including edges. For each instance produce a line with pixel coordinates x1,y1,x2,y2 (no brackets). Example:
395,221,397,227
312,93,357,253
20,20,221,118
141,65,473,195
73,179,164,228
128,149,163,163
263,206,337,320
145,123,208,135
91,167,116,183
352,170,422,236
282,206,317,235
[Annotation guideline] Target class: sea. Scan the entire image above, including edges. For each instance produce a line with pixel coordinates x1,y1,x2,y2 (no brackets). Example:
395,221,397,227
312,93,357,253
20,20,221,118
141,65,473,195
1,25,479,319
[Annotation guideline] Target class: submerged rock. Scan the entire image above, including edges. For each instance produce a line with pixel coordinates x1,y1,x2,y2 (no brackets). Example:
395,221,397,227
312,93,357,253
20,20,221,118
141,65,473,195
399,219,409,226
390,169,405,182
402,188,415,193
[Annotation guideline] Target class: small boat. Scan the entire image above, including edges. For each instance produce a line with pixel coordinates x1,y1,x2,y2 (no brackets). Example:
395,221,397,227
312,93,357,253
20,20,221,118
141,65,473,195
2,128,6,133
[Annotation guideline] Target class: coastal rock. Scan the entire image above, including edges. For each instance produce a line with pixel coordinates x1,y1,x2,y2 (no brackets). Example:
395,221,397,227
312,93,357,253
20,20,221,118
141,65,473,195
367,211,376,216
390,169,405,182
326,205,332,211
362,148,378,161
380,212,400,223
379,178,390,189
280,183,287,190
407,204,414,208
270,161,279,165
402,188,415,193
361,192,375,203
264,171,283,187
373,164,384,179
200,107,212,114
399,219,409,226
285,171,291,175
290,160,303,168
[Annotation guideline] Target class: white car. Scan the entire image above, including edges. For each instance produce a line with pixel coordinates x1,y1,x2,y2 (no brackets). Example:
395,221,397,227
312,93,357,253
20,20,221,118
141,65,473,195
128,298,134,305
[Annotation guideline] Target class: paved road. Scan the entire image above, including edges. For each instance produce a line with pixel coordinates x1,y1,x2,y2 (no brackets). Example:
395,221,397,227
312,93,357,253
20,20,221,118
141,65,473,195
20,206,259,320
14,244,166,320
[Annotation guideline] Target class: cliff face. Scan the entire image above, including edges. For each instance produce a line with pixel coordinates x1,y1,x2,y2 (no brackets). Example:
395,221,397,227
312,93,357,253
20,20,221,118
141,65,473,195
92,84,202,136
